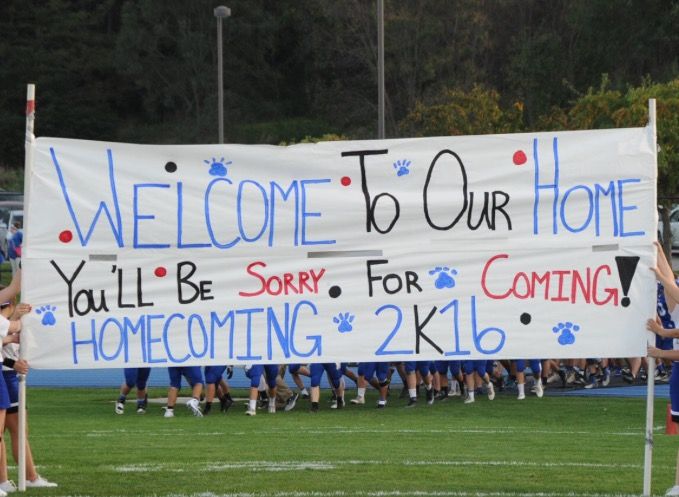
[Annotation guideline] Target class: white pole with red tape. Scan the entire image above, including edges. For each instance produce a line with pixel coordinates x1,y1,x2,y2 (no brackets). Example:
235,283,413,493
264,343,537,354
18,83,36,492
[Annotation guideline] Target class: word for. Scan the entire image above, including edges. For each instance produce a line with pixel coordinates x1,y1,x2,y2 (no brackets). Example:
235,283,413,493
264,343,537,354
50,147,334,249
480,253,619,306
366,259,422,297
239,261,326,297
532,137,643,237
70,301,323,365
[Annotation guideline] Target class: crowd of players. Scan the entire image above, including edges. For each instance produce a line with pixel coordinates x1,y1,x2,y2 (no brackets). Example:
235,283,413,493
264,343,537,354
113,354,662,418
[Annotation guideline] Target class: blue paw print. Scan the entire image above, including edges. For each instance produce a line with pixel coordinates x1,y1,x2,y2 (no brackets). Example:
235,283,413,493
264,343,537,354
204,157,232,177
36,305,57,326
552,321,580,345
429,267,458,289
333,313,355,333
393,159,411,177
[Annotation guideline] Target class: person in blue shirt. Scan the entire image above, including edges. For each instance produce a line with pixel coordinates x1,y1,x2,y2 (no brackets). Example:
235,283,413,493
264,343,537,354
245,364,278,415
164,366,204,418
6,224,21,277
115,368,151,414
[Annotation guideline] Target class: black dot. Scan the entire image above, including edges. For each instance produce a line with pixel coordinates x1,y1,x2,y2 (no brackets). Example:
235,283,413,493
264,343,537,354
165,161,177,173
329,286,342,298
621,296,630,308
520,313,531,325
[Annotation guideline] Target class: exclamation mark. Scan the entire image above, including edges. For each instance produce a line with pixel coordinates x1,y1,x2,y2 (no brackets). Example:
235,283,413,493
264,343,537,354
615,256,640,308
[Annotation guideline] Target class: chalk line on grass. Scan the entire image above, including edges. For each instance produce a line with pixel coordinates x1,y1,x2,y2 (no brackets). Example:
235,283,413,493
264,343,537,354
107,459,670,474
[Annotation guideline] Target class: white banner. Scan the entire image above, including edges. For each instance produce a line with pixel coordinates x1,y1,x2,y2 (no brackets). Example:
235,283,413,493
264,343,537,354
22,128,657,368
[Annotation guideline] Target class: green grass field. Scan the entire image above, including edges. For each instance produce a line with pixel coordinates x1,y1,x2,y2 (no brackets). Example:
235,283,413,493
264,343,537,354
12,387,678,497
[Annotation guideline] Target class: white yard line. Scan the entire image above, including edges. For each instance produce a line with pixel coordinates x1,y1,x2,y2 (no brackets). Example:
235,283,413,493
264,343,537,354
107,458,670,474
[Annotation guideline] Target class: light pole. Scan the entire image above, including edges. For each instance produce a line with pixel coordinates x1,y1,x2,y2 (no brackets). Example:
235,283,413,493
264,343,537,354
377,0,385,139
214,5,231,144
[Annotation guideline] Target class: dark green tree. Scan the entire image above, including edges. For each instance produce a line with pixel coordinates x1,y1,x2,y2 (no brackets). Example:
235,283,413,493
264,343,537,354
0,0,128,170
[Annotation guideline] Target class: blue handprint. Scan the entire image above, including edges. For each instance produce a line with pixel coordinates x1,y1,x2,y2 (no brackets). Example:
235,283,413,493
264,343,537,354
333,312,355,333
204,157,232,177
393,159,411,177
36,305,57,326
552,321,580,345
429,267,458,289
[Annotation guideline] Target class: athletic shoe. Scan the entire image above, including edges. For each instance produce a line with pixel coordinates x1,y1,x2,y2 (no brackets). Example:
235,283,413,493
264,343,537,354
0,480,16,493
331,397,344,409
376,402,386,409
245,407,257,416
163,408,174,418
426,388,435,405
115,402,124,415
0,487,7,497
601,369,611,387
557,369,567,387
136,406,146,414
463,396,475,404
564,370,576,384
534,380,544,398
666,484,679,496
517,391,526,400
284,393,299,412
573,371,586,386
584,377,598,389
220,395,234,413
450,382,461,396
301,390,310,399
435,390,448,401
187,398,203,417
487,383,495,401
350,396,365,405
310,403,319,413
546,372,561,384
406,397,417,408
257,392,268,409
622,370,636,384
268,404,276,414
26,476,57,488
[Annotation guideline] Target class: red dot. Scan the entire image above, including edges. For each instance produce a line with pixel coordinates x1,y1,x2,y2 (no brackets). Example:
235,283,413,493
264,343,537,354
340,176,351,186
154,267,167,277
513,150,527,165
59,230,73,243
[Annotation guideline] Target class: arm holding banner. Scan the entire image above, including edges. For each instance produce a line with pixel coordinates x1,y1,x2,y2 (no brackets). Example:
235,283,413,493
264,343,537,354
648,346,679,361
653,243,679,301
647,318,679,339
0,270,21,305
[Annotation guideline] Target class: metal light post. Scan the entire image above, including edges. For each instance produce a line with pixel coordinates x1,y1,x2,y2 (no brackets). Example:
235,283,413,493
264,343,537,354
214,5,231,144
377,0,385,139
